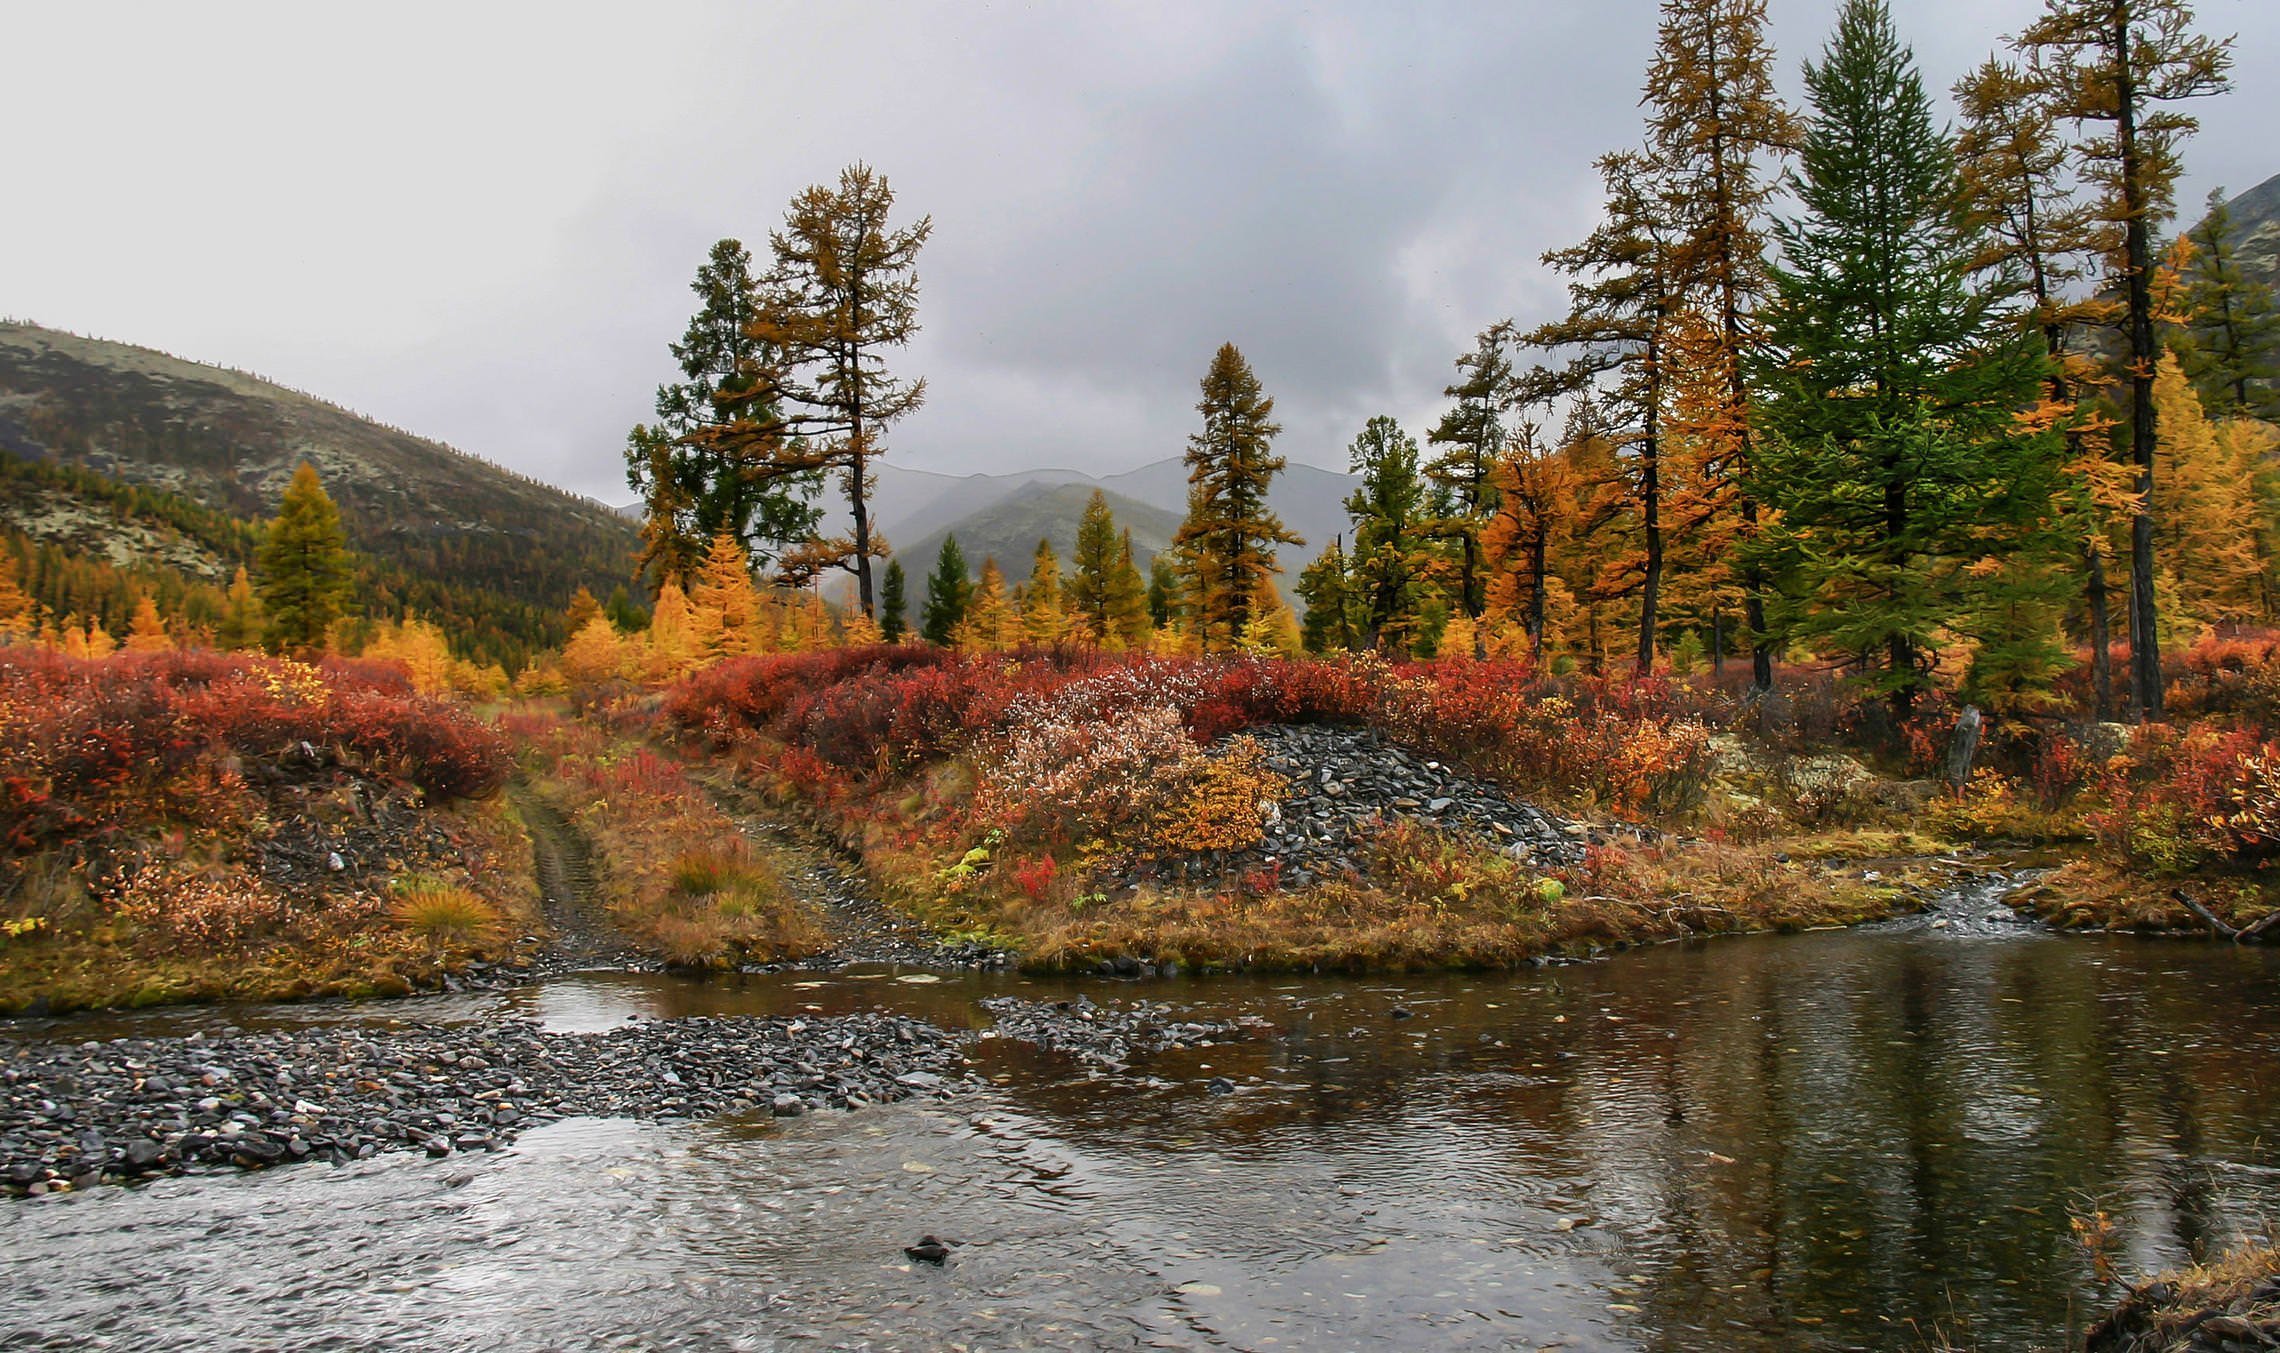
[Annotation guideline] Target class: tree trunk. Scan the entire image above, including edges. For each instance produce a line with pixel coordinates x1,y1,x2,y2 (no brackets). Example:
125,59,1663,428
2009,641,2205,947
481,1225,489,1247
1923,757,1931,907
2086,544,2114,720
1637,358,1664,677
2116,8,2165,720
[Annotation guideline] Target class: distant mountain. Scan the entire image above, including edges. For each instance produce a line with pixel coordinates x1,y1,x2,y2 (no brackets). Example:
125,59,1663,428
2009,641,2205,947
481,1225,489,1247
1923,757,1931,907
0,322,639,663
2221,172,2280,281
822,456,1359,599
890,483,1184,621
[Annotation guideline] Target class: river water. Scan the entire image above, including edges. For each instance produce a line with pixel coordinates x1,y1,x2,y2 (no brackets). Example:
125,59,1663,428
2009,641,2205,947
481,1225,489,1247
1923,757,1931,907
6,916,2280,1351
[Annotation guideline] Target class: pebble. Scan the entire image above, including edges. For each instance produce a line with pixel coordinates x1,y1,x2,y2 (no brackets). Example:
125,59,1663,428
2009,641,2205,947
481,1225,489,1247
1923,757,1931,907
1117,724,1609,893
0,1012,971,1195
979,997,1270,1068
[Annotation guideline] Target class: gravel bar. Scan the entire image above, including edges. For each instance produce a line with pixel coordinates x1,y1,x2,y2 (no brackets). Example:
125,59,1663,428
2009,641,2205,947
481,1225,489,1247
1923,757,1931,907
1,1012,971,1196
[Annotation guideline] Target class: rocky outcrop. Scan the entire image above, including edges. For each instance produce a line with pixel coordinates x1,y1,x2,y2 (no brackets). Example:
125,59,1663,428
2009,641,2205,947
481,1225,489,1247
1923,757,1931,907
1122,723,1602,891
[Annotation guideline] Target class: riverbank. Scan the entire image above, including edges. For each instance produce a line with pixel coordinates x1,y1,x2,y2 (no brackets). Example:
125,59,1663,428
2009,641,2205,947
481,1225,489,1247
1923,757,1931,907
2085,1239,2280,1352
0,996,1255,1195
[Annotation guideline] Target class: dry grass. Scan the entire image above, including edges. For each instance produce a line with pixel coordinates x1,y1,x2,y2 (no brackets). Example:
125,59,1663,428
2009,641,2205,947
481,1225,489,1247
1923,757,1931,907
2083,1238,2280,1352
851,813,1922,974
389,878,501,947
2015,857,2280,936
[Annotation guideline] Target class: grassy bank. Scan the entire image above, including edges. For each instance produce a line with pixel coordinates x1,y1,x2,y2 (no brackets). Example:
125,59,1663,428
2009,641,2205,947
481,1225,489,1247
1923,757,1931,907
0,650,535,1012
666,648,1956,973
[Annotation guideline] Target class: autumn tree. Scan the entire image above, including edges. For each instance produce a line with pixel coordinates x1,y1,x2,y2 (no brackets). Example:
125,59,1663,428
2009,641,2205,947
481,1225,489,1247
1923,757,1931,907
1480,424,1573,660
213,566,262,651
1065,493,1149,648
2021,0,2233,719
641,580,703,682
1956,54,2126,715
919,535,971,646
2178,188,2280,418
1425,330,1512,628
0,552,31,640
740,164,931,618
1342,416,1434,654
1173,343,1300,651
1064,491,1122,645
2153,351,2273,626
124,595,171,652
878,558,909,642
690,534,765,660
1297,536,1359,654
1021,538,1066,646
258,463,353,656
1645,0,1802,690
562,616,630,688
1753,0,2064,720
956,559,1017,651
626,239,822,587
1527,149,1679,674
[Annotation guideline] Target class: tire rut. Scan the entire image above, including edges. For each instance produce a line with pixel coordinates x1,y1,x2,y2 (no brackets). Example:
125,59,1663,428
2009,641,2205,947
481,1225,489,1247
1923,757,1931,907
512,785,652,973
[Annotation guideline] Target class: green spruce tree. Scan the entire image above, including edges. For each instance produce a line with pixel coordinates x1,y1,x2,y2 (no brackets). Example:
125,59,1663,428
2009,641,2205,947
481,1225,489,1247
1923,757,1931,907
1064,490,1123,645
1172,343,1300,650
879,557,910,642
1296,536,1359,654
258,462,353,656
1752,0,2063,720
2180,187,2280,419
1344,415,1432,653
919,534,971,646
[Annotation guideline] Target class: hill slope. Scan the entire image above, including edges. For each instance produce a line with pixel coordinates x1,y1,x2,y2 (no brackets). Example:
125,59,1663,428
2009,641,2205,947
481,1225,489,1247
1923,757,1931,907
891,483,1183,621
0,323,638,661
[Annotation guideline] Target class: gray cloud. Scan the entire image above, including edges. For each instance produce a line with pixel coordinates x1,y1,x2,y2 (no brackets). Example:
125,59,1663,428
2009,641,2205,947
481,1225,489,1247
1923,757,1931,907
3,0,2275,499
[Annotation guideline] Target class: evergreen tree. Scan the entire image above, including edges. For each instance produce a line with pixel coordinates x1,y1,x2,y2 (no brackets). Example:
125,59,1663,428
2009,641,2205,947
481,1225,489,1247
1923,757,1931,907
1146,556,1178,630
1064,490,1123,645
878,559,909,642
2021,0,2233,719
919,534,971,646
1753,0,2063,721
1173,343,1301,650
626,238,823,587
1425,330,1512,626
1296,536,1359,654
745,164,931,617
1344,415,1433,654
1021,538,1066,646
2179,188,2280,418
1646,0,1802,691
258,463,353,656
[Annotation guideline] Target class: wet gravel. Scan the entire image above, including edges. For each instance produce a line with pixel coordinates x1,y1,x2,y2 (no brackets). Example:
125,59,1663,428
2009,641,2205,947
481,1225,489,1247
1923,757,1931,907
979,995,1270,1068
0,1012,971,1195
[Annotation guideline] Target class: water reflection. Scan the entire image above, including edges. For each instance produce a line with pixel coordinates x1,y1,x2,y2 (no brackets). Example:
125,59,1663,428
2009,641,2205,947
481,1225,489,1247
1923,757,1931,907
4,930,2277,1350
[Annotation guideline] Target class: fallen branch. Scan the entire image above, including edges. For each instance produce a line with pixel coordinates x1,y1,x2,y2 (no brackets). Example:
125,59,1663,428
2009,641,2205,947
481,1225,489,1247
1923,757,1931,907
2236,909,2280,945
2173,889,2241,940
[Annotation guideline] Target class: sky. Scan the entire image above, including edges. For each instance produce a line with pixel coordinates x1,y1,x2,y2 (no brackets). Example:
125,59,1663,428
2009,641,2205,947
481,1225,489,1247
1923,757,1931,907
4,1,2277,502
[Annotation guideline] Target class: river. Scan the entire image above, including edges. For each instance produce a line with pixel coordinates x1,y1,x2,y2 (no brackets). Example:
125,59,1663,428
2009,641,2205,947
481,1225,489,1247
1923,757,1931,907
6,912,2280,1350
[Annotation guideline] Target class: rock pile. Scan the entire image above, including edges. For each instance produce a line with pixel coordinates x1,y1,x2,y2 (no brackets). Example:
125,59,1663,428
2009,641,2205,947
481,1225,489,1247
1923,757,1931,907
980,995,1269,1067
0,1012,971,1195
1124,723,1596,891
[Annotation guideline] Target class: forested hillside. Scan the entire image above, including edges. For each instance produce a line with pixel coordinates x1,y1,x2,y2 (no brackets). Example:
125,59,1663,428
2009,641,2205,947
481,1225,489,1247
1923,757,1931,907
0,323,638,663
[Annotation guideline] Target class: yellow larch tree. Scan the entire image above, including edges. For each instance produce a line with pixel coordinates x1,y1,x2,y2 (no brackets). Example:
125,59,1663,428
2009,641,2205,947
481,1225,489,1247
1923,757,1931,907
2154,350,2269,629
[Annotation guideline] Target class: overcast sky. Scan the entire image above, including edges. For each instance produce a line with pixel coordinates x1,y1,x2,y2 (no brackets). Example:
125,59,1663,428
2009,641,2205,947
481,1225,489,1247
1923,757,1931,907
5,1,2276,500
